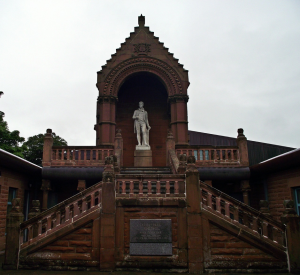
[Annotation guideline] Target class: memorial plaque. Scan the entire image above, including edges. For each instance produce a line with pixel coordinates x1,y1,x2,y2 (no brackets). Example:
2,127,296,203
130,219,172,256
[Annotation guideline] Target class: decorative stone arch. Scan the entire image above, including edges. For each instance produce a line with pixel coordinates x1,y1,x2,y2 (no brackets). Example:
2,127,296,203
96,57,189,149
101,57,185,97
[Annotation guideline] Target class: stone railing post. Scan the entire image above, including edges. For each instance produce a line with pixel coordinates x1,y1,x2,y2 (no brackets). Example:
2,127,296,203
178,154,187,174
41,180,51,211
114,129,123,168
259,200,270,216
185,156,204,273
281,200,300,273
77,180,86,192
236,128,249,167
2,198,24,270
28,200,41,239
240,180,251,205
166,129,175,165
100,155,116,271
42,128,53,166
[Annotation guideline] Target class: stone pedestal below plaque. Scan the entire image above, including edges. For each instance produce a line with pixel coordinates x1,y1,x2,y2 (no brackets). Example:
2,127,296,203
134,150,152,167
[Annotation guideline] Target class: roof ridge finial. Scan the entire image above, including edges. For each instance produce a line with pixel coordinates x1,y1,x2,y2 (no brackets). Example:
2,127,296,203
138,14,145,27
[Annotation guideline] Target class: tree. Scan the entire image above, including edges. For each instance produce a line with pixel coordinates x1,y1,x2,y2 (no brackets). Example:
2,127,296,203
0,112,26,157
23,133,67,166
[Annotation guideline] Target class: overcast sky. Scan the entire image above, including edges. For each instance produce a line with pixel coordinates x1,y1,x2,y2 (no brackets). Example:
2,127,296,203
1,0,299,148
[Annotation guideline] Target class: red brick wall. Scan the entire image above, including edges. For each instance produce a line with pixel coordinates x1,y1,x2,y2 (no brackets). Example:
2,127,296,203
267,167,300,221
0,166,28,252
206,223,281,271
116,73,169,167
41,222,92,255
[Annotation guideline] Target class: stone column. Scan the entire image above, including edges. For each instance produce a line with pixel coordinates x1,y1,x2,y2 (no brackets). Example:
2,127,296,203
41,180,51,211
114,129,123,168
96,96,117,145
240,180,251,205
77,180,86,192
42,129,53,166
236,128,249,167
281,200,300,273
185,156,204,273
3,198,24,270
100,156,116,271
174,95,189,145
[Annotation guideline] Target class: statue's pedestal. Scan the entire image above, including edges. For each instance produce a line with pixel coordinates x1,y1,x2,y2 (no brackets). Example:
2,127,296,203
134,149,152,167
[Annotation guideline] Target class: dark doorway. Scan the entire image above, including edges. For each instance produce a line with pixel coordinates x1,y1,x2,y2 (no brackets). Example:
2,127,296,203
116,72,169,167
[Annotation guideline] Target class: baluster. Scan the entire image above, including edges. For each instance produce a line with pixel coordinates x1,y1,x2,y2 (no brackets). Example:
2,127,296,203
66,149,70,160
148,181,152,195
214,149,217,161
216,197,221,212
65,205,70,221
74,201,80,217
82,198,87,212
156,180,161,195
225,149,228,161
90,192,95,207
139,180,143,195
47,216,52,231
38,220,42,235
78,150,81,160
20,229,24,245
197,150,200,161
84,150,87,161
233,206,239,222
207,193,212,209
166,181,170,195
219,150,223,161
28,225,33,241
55,149,59,160
272,227,278,243
130,181,134,195
122,181,126,195
252,216,259,233
56,211,61,227
225,201,230,217
174,181,179,195
262,221,269,238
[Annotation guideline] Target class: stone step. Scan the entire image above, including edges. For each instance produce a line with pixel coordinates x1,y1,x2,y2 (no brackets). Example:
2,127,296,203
120,167,172,174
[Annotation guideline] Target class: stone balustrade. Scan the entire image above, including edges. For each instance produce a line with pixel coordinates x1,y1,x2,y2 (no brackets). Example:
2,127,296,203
116,175,186,197
20,182,102,249
200,181,286,249
176,146,240,166
50,146,114,166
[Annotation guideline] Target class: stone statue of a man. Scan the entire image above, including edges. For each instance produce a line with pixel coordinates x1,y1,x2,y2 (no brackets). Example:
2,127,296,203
133,101,151,148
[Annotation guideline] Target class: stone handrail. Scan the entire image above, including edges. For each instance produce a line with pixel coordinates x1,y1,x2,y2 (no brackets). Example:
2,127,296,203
176,146,240,164
51,146,114,166
200,181,286,249
116,174,185,197
20,182,102,249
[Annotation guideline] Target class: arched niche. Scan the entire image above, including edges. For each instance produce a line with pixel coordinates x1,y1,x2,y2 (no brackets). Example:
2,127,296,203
116,72,169,167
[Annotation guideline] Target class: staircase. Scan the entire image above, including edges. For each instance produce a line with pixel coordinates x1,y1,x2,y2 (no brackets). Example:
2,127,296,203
14,167,289,272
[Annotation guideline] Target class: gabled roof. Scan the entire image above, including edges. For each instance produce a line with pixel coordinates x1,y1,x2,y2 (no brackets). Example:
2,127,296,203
97,15,188,79
0,149,42,176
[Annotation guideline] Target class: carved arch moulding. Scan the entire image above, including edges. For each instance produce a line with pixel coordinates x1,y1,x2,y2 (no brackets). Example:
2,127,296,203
98,57,185,97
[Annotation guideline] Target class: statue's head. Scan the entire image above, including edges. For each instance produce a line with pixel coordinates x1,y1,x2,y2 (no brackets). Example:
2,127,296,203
139,101,144,108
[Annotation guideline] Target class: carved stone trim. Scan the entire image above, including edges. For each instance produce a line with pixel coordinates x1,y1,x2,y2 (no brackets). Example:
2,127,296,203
100,57,184,96
133,43,151,54
97,95,118,103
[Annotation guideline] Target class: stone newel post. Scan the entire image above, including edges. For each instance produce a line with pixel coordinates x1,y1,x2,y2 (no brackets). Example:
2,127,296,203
185,156,204,273
281,200,300,273
41,180,51,211
100,156,116,271
236,128,249,167
3,198,24,270
42,128,53,166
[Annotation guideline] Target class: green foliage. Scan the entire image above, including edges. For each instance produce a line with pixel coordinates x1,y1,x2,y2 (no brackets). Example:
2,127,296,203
23,133,67,166
0,112,26,157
